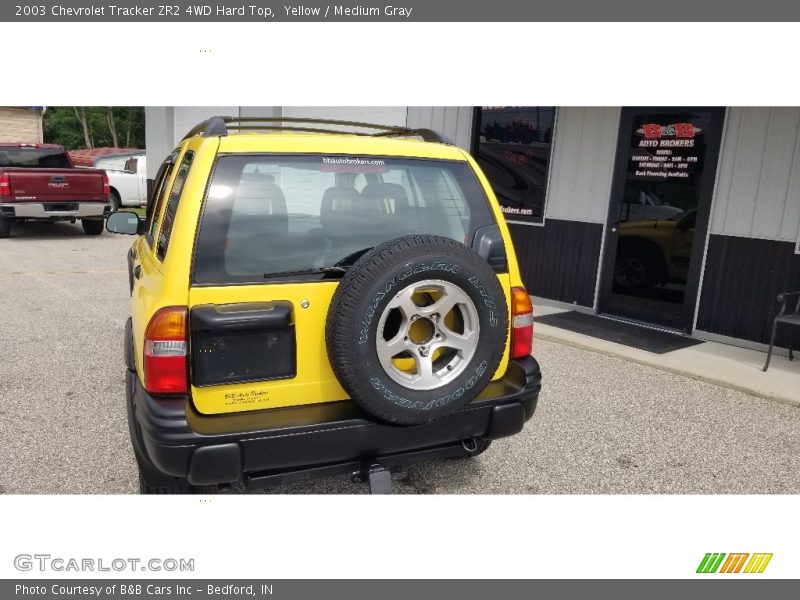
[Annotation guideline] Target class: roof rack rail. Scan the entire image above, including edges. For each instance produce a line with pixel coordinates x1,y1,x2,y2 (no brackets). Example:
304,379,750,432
182,116,453,144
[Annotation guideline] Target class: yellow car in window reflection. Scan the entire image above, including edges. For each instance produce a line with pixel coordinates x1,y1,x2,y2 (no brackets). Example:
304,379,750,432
614,209,696,292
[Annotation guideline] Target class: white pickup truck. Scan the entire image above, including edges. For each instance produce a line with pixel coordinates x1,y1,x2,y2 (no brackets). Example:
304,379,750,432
98,153,147,209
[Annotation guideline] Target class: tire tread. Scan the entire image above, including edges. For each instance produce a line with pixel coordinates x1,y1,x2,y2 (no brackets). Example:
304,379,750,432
326,235,508,424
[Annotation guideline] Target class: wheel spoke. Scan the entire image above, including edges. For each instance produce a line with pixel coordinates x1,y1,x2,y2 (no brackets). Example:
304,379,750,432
376,333,411,364
389,292,420,321
413,351,437,387
439,326,476,352
420,285,470,319
421,294,456,318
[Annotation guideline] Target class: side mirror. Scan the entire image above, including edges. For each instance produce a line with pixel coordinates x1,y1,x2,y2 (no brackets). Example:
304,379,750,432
106,211,144,235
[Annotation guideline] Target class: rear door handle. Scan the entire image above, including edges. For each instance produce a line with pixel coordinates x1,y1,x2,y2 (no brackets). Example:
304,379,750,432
133,265,142,279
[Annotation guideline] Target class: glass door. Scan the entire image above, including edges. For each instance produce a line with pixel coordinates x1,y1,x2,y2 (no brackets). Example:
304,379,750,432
599,107,725,331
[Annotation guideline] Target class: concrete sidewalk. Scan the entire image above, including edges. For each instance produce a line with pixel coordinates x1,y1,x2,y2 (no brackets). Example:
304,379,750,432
533,302,800,408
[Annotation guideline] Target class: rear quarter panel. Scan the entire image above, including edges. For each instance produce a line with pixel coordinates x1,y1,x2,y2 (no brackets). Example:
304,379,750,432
130,137,219,377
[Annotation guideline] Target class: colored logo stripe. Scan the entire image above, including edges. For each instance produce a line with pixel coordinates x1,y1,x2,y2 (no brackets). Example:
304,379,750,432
697,553,772,574
744,553,773,574
719,553,749,573
697,553,726,573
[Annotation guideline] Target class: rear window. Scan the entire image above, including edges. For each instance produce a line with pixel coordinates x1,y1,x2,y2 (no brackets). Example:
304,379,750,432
192,154,495,285
0,147,70,168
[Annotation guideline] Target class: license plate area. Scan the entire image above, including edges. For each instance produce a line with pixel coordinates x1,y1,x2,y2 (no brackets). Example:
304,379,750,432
45,203,78,212
191,301,296,387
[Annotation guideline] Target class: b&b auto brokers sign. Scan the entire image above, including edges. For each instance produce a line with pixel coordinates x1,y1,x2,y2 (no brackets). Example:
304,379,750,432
631,121,703,181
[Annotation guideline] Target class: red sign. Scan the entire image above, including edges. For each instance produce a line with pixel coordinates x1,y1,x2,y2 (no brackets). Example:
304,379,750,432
636,123,701,139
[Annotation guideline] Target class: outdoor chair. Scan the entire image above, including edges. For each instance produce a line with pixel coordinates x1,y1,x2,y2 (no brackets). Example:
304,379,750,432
763,290,800,372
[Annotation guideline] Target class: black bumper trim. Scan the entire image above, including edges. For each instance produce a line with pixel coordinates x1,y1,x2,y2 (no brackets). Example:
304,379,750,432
128,356,541,486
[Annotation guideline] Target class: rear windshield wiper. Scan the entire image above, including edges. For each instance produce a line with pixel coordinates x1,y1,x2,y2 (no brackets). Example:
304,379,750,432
262,247,374,279
332,247,373,268
263,266,348,280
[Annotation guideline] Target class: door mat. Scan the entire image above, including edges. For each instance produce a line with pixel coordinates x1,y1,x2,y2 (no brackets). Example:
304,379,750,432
535,311,703,354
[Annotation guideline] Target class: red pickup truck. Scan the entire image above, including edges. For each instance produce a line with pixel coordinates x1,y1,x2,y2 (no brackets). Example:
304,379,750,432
0,143,111,238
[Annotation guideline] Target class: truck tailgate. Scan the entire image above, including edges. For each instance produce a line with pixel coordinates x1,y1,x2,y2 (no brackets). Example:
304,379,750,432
3,168,107,203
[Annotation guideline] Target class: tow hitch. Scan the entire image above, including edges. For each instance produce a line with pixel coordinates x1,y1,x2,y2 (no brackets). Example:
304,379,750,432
351,463,393,494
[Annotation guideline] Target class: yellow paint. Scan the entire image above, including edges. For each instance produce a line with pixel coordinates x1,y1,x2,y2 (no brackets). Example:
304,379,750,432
129,131,522,414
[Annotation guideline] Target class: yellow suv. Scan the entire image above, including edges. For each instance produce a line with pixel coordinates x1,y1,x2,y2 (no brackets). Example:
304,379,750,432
107,117,542,494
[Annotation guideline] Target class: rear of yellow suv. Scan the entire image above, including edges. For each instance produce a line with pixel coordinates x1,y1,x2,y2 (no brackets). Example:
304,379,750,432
109,117,542,493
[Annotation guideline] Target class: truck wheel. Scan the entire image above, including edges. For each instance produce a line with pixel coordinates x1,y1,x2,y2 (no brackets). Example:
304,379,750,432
326,235,508,425
613,253,656,292
0,217,11,238
109,189,121,211
82,219,104,235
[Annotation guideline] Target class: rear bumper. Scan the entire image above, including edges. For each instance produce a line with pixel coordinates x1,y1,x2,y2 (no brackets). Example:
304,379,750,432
127,356,542,488
0,202,111,219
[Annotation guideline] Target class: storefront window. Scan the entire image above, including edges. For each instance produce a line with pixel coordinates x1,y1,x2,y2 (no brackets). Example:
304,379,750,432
475,106,556,224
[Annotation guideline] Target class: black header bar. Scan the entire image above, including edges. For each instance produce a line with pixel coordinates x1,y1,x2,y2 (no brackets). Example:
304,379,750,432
4,0,800,22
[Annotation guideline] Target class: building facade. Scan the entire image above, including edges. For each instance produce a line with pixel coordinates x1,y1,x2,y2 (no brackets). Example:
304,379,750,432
0,107,44,143
145,106,800,353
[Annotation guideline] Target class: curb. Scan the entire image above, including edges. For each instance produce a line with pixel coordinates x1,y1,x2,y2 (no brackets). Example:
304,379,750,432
535,326,800,409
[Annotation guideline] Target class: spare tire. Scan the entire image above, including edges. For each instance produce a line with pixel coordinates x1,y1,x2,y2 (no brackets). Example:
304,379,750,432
326,234,508,425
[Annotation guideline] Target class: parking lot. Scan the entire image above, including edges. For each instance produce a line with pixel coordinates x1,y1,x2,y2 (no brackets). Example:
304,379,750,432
0,221,798,494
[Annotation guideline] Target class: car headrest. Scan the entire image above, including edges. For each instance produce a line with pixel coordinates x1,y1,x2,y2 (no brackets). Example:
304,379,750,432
321,186,382,234
361,183,409,214
230,180,288,236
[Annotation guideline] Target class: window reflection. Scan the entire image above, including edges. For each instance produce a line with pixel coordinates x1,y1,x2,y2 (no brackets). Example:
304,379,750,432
475,107,556,224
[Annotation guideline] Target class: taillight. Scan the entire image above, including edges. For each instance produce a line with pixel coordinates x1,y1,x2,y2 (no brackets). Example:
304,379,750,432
510,286,534,359
0,173,10,200
143,306,188,394
102,172,110,200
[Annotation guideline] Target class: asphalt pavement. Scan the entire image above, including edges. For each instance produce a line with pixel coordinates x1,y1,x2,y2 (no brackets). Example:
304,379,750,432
0,220,798,494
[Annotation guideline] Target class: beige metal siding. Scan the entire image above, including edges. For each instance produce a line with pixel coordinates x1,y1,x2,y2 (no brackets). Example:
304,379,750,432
146,106,270,178
239,106,281,119
282,106,408,129
406,107,474,151
145,106,410,178
144,106,174,179
711,107,800,243
172,106,239,144
0,108,43,143
544,107,621,224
